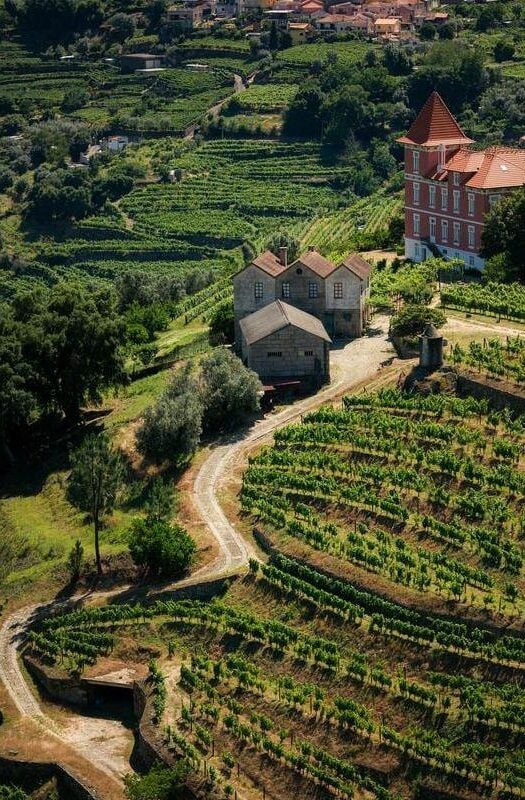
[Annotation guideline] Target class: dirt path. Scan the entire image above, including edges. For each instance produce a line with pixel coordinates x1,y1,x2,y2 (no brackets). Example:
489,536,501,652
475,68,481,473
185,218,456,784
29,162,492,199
0,315,397,798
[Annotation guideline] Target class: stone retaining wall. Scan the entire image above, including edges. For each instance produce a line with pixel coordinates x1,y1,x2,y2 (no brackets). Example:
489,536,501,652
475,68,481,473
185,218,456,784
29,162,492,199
0,756,99,800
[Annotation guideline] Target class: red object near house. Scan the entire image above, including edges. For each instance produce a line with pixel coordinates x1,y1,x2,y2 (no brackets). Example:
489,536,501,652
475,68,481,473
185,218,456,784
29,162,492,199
398,91,525,270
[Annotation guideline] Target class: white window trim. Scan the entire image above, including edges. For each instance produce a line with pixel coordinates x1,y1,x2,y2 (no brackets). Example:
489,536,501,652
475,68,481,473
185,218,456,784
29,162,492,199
441,187,448,211
404,206,483,227
412,150,420,174
413,212,420,235
441,220,448,242
453,222,461,246
453,190,460,213
467,192,475,217
413,182,420,205
429,185,436,208
467,225,475,249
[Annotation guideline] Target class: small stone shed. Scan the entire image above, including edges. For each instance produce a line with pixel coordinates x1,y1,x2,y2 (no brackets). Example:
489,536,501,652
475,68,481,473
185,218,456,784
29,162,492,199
239,300,331,382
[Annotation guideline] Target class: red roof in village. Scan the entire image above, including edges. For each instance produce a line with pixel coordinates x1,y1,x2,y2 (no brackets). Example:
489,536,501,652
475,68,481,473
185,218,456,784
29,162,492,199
294,249,336,277
241,248,371,281
339,253,371,281
397,91,473,147
252,250,286,276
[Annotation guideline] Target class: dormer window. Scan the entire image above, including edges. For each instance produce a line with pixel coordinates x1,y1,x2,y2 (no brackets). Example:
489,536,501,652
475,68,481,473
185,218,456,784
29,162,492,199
412,150,420,174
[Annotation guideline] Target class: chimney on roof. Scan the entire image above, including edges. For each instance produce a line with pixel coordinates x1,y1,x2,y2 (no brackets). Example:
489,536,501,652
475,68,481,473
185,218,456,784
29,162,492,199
308,245,317,252
279,246,288,267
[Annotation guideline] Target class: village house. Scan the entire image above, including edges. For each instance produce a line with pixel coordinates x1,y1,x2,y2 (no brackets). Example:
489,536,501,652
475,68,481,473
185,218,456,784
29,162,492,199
166,3,205,29
316,12,369,31
288,21,312,40
234,246,371,346
239,300,331,383
373,15,401,34
399,91,525,269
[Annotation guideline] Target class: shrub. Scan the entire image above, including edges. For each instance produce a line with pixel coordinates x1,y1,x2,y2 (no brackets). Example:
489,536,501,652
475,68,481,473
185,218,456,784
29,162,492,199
128,518,196,578
390,305,446,338
200,348,262,433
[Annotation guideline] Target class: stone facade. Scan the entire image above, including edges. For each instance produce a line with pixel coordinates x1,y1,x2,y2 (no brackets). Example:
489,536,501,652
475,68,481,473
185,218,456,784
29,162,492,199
233,247,371,344
241,325,330,382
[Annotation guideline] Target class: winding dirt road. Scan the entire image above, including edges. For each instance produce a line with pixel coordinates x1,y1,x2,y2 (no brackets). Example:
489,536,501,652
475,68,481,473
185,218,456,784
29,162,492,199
0,315,397,798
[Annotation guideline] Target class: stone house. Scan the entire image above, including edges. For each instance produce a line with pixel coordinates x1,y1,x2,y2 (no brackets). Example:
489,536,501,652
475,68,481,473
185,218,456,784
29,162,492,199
239,300,331,382
233,246,371,344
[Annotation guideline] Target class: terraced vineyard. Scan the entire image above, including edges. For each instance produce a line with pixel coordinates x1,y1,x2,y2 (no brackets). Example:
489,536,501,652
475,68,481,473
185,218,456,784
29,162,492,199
26,388,525,800
300,192,403,262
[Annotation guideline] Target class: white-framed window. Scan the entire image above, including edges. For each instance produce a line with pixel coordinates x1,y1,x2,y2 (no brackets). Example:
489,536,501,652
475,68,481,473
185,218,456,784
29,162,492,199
468,225,475,248
254,281,263,300
453,222,461,246
441,187,448,210
429,185,436,208
308,281,319,298
453,172,460,186
453,190,460,213
429,216,436,238
267,351,282,358
413,182,420,205
441,219,448,242
489,193,501,209
413,213,420,235
467,192,475,216
412,150,420,174
333,282,343,299
281,281,290,299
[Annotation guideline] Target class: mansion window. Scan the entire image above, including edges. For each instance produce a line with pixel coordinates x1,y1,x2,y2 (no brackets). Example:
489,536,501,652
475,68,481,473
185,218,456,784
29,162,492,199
267,351,282,358
412,150,420,174
334,282,343,299
453,172,460,186
441,187,448,211
468,225,475,248
453,222,461,246
428,185,436,208
489,194,501,209
467,193,475,216
453,190,460,213
413,213,420,235
308,281,319,299
254,281,263,300
441,219,448,242
413,182,420,205
281,281,290,299
429,217,436,239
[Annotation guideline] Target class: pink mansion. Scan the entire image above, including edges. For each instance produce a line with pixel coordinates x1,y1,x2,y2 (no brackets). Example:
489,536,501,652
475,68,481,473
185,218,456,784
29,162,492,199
398,92,525,270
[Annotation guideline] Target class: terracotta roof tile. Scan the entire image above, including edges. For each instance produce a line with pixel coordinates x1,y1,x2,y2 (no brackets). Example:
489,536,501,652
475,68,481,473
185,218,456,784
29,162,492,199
291,249,337,277
240,300,331,345
466,148,525,190
397,91,473,147
339,252,371,280
251,249,287,276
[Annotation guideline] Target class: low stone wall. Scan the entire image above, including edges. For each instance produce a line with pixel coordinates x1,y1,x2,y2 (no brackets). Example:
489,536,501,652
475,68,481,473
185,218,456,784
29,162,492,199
456,369,525,413
0,756,99,800
24,656,88,706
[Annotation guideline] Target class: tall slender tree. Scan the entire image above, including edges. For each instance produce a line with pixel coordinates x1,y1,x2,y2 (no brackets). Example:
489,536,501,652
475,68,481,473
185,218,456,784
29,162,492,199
67,433,124,574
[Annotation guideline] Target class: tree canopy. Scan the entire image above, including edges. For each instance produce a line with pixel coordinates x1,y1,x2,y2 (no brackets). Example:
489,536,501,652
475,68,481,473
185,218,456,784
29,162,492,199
481,187,525,282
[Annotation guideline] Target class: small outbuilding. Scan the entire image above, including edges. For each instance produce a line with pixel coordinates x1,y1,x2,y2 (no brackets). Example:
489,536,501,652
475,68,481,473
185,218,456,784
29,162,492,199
240,300,331,383
419,323,444,370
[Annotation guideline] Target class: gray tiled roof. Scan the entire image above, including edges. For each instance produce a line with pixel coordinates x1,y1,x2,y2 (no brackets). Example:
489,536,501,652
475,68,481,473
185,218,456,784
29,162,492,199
240,300,331,346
